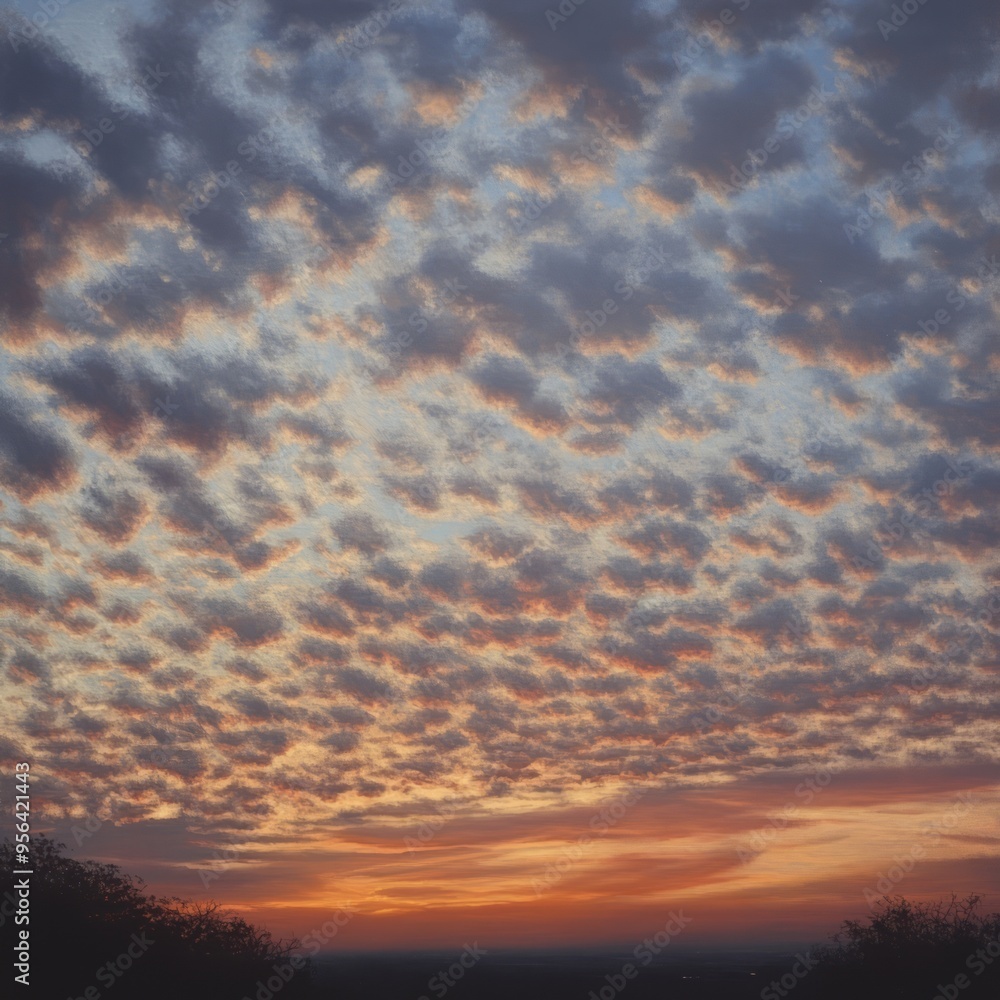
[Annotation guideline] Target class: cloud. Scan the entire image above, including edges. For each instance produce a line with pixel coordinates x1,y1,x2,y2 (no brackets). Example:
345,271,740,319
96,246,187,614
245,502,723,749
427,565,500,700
0,391,76,498
1,0,998,952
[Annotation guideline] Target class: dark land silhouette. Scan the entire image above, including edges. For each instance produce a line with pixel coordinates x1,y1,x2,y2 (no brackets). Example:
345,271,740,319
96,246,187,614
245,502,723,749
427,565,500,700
2,837,311,999
3,838,998,999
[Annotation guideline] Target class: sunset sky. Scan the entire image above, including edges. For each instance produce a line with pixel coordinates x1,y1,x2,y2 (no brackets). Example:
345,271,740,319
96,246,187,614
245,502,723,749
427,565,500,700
1,0,999,952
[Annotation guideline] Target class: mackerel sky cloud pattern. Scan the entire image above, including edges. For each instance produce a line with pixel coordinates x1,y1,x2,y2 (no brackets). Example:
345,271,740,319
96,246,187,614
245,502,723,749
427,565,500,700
1,0,999,949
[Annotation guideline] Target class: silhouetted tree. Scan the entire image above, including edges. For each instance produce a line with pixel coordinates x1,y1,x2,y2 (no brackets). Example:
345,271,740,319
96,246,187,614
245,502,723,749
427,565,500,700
2,836,311,999
809,894,1000,999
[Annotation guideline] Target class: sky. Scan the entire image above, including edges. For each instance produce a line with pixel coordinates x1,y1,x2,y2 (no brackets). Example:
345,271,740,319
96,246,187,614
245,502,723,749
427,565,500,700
1,0,999,953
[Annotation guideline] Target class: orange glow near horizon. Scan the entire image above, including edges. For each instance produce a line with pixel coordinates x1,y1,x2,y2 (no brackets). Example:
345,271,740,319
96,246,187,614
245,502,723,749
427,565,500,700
81,766,1000,951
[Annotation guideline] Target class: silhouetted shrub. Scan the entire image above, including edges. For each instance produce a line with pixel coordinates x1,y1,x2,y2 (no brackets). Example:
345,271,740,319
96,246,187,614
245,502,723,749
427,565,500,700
2,836,312,999
808,894,1000,999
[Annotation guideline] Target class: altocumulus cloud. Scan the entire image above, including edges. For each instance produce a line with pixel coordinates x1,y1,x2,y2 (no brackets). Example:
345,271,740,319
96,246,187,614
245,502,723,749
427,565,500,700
1,0,999,949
